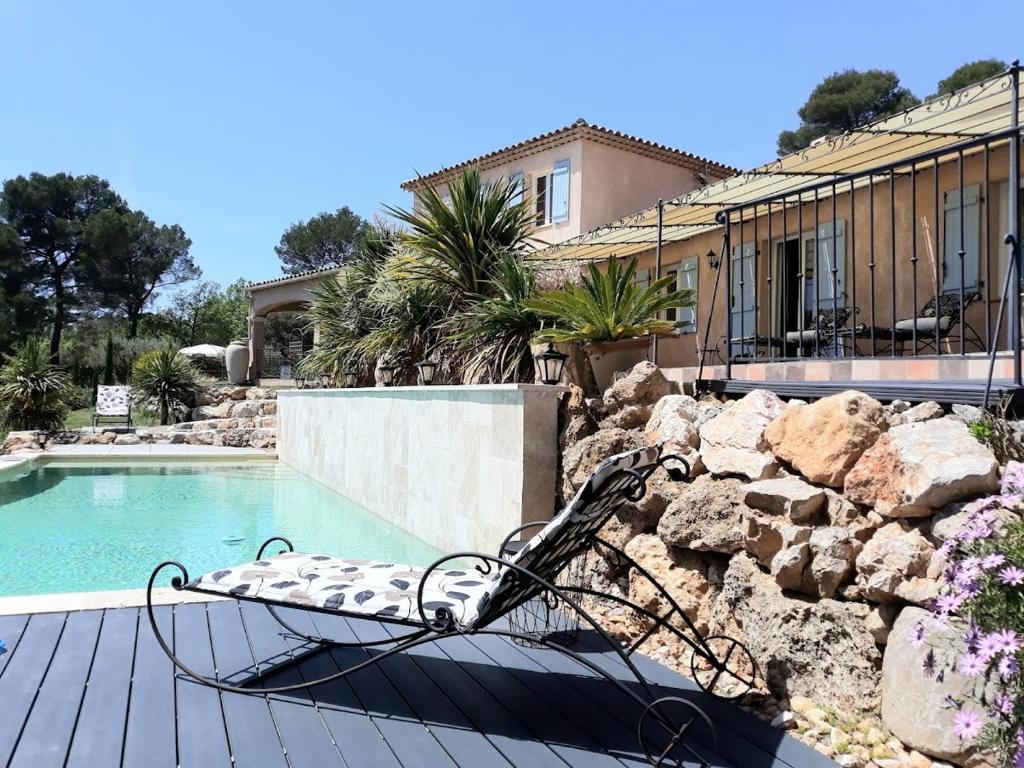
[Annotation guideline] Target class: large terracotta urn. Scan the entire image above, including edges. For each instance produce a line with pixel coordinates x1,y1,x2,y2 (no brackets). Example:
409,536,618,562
586,336,653,392
225,338,251,384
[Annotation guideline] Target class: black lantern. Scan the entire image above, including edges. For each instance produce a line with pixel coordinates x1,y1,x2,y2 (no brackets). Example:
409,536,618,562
416,358,439,385
705,249,719,269
379,363,398,387
534,342,568,385
343,368,359,388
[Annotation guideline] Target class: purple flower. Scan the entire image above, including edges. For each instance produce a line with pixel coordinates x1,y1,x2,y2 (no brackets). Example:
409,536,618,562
908,622,927,648
953,709,984,741
993,693,1015,716
982,553,1007,570
991,629,1021,655
960,581,982,599
998,655,1020,681
999,566,1024,586
964,623,983,650
1001,461,1024,494
977,633,1003,662
922,649,937,678
935,592,965,616
958,653,986,677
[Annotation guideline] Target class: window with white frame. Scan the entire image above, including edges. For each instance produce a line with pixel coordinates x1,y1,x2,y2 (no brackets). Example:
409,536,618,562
658,256,698,332
534,160,570,226
509,171,525,207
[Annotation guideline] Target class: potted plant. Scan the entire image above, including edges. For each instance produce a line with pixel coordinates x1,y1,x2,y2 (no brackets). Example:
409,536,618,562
526,255,693,391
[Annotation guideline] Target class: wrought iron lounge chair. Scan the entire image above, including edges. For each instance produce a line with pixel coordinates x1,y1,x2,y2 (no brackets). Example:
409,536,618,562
879,291,984,354
785,306,857,357
92,385,133,430
147,445,760,767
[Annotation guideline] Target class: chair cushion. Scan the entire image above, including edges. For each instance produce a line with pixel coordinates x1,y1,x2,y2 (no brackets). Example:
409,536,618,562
188,553,498,627
785,330,819,343
96,386,131,416
894,316,950,334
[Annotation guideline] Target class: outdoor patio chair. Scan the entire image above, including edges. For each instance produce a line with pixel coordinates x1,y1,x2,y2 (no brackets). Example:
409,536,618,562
879,291,984,354
147,445,760,767
92,384,133,430
784,306,856,357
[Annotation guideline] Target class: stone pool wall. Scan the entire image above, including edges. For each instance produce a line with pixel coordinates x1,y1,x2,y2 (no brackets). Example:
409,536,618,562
278,384,565,553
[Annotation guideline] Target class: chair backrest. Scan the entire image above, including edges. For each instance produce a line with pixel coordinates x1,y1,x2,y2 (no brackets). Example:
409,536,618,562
95,385,131,416
921,292,981,326
471,445,665,628
812,305,856,333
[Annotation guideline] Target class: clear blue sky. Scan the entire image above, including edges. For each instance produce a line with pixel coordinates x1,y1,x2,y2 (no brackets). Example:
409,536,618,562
1,0,1019,294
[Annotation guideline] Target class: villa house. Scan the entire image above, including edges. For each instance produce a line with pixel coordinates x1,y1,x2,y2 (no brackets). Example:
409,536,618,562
538,65,1024,407
401,118,735,247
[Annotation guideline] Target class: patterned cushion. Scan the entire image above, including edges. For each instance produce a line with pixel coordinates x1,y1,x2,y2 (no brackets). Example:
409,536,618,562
188,553,498,627
95,385,131,416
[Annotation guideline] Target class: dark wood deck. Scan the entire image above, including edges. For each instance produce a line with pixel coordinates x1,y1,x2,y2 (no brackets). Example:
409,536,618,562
0,601,835,768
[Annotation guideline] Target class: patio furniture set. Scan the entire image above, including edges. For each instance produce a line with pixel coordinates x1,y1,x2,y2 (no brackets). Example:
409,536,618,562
148,445,759,768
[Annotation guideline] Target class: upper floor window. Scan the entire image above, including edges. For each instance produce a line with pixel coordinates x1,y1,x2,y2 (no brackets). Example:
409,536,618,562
534,160,570,226
509,172,525,207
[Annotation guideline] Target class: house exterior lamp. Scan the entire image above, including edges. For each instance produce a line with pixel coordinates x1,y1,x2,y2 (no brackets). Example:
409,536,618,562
343,368,359,388
379,363,398,387
416,359,439,385
534,343,568,385
705,249,719,269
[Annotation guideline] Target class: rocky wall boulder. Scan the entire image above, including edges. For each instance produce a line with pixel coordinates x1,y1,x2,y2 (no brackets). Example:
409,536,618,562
763,390,885,487
560,427,641,502
854,523,938,605
658,474,747,553
602,362,672,429
844,418,999,517
710,553,882,714
558,384,599,453
881,607,990,765
698,389,785,480
742,476,827,524
1,430,43,454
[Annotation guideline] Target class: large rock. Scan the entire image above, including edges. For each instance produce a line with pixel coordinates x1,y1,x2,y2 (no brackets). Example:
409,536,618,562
644,395,700,450
808,526,861,598
764,390,885,487
881,607,988,765
193,401,232,420
602,362,672,428
698,390,785,480
559,385,599,453
855,523,937,604
1,430,42,454
658,475,747,553
844,419,999,517
624,534,722,635
889,400,944,427
709,553,882,714
741,513,811,568
229,400,260,419
560,427,639,502
113,433,142,445
742,477,827,523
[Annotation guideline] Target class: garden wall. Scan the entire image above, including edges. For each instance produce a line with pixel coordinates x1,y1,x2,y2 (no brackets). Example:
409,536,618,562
278,384,564,553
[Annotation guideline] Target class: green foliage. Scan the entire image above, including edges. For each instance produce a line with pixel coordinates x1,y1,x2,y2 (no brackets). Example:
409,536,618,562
81,208,197,337
777,69,920,155
141,278,249,347
439,253,544,383
934,59,1007,97
275,206,367,275
0,339,72,432
526,256,694,344
103,334,115,385
131,345,204,425
969,399,1024,464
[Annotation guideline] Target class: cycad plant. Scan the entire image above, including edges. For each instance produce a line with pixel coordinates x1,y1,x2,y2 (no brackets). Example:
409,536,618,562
0,339,72,432
132,345,203,425
526,256,694,344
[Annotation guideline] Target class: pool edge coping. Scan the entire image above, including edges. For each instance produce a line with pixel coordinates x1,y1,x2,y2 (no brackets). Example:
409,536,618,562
0,587,226,616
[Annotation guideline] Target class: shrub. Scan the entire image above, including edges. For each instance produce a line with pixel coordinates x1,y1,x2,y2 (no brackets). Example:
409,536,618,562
915,466,1024,766
132,345,204,425
0,339,72,432
526,255,694,344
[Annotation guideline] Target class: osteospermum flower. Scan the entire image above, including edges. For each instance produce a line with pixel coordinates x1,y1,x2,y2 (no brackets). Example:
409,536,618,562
959,653,986,677
991,629,1021,655
998,655,1020,681
978,633,1003,662
999,566,1024,586
1000,461,1024,494
954,709,984,741
993,693,1015,716
964,623,983,650
983,553,1007,570
908,622,927,648
935,592,966,616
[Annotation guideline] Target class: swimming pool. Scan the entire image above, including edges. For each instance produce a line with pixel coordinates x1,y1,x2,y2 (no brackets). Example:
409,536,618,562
0,461,443,597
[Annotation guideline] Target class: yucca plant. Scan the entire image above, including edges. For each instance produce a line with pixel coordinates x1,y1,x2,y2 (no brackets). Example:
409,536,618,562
526,255,694,344
0,339,72,432
132,345,203,425
440,253,544,383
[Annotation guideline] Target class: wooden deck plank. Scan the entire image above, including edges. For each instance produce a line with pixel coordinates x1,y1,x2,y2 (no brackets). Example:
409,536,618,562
571,631,837,768
9,610,103,768
278,607,456,768
65,607,140,768
375,621,573,768
172,602,233,768
122,604,177,768
205,601,290,768
339,615,515,768
235,601,351,768
0,613,30,677
0,612,67,766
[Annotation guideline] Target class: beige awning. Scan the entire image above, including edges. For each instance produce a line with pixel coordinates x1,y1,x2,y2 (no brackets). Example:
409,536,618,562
533,68,1023,264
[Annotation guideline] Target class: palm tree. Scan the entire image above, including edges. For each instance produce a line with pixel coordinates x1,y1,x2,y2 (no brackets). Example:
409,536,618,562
526,255,694,343
0,339,72,432
131,345,203,425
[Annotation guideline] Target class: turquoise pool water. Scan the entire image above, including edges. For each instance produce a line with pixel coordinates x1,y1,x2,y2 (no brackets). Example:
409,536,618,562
0,462,443,597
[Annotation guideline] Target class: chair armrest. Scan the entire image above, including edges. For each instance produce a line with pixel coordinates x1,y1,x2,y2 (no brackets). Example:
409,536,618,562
498,521,551,558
